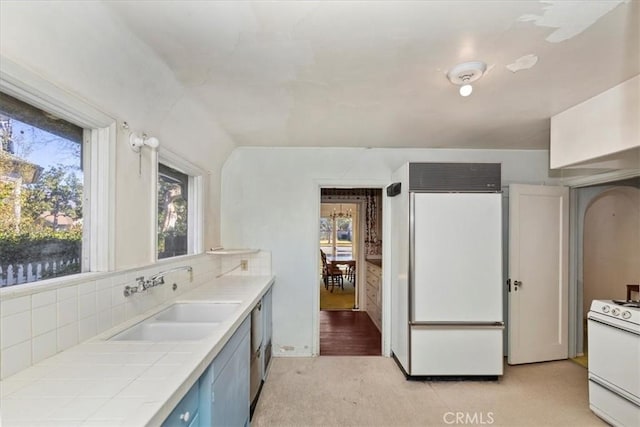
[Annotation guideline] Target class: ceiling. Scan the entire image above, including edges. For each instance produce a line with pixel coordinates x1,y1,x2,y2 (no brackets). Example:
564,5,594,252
105,1,639,150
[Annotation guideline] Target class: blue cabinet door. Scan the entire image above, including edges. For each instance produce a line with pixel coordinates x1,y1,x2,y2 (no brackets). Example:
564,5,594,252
198,317,251,427
211,331,250,427
161,379,200,427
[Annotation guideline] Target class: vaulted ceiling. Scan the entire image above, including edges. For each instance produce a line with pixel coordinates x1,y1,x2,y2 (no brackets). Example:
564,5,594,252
105,1,639,150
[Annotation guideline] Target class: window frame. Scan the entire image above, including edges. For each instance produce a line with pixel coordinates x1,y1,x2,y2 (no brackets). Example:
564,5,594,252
152,147,204,262
0,56,115,289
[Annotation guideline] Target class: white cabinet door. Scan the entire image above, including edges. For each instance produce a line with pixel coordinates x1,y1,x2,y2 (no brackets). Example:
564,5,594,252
412,193,502,322
410,326,503,375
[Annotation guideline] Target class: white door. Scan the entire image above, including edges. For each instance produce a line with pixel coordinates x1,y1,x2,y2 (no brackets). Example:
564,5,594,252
508,184,569,365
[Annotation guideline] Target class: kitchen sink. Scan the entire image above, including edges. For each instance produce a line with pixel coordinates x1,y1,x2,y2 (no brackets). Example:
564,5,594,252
152,302,241,323
108,302,242,342
110,321,220,341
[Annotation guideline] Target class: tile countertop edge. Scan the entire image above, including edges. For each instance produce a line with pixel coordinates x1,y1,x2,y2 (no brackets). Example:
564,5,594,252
0,274,275,427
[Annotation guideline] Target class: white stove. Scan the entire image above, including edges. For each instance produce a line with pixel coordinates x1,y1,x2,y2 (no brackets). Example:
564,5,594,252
588,300,640,427
590,299,640,324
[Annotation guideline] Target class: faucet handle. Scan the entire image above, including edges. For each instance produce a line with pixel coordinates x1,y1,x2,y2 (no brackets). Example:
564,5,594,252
135,276,146,291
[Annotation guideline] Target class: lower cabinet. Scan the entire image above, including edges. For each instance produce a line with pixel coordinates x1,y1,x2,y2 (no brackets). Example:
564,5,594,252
161,377,200,427
202,316,251,427
161,282,274,426
365,261,382,331
262,286,273,381
163,317,251,427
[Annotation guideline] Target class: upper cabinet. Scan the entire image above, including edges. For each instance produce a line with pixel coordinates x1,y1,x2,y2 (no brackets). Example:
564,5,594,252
550,75,639,170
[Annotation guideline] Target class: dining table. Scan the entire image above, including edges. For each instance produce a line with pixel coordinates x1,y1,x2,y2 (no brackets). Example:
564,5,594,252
326,255,356,284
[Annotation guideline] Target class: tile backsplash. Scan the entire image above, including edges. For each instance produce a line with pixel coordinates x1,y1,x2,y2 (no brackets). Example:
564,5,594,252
0,251,271,379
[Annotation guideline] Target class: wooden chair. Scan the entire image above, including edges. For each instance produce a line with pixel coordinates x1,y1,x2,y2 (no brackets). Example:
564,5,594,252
346,263,356,285
320,251,343,292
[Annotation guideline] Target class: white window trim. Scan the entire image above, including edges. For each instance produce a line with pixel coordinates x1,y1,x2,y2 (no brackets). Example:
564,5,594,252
0,56,116,282
153,147,204,262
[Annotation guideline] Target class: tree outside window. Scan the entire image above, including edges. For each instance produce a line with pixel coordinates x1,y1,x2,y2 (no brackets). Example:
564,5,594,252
157,163,188,259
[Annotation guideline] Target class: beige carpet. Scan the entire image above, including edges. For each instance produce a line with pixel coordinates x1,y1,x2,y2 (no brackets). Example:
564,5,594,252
252,357,604,427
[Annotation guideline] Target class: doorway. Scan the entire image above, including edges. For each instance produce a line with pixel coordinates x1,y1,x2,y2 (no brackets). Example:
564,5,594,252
318,188,383,356
574,179,640,367
320,202,357,310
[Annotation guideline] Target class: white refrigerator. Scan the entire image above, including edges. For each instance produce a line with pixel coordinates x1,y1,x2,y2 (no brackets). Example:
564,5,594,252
390,163,504,378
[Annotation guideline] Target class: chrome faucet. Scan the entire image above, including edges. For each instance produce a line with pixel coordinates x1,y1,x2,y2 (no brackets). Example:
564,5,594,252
123,266,193,297
147,266,193,288
123,276,146,297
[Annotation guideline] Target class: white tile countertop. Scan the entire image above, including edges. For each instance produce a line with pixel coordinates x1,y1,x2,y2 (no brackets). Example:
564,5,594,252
0,275,275,426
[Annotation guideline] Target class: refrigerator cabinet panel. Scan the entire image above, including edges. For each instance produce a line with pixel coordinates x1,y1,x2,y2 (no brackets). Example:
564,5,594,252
411,193,502,322
410,325,504,376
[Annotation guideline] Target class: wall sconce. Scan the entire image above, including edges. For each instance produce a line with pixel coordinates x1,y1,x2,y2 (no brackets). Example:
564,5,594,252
127,130,160,175
129,132,160,152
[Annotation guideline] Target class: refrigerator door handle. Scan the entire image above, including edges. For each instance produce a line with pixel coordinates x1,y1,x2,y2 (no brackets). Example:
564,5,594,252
410,321,504,329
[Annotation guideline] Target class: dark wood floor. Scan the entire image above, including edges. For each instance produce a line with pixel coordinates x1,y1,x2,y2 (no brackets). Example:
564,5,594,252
319,310,381,356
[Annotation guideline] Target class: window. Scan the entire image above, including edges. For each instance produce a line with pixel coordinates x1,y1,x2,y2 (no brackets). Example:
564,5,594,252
157,164,188,259
0,58,114,288
156,155,203,260
0,92,84,286
320,203,355,259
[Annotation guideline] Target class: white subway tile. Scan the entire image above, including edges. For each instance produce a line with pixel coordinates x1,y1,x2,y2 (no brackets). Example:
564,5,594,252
95,289,111,313
57,297,78,327
1,340,31,379
32,303,57,336
78,281,96,296
1,296,31,317
78,315,97,342
111,284,126,306
1,311,31,349
95,277,111,291
57,285,77,301
57,322,78,352
111,304,125,327
78,293,96,320
32,330,57,364
32,290,56,308
96,310,111,333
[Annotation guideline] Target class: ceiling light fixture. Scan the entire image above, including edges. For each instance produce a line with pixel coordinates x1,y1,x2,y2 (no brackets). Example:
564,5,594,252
447,61,487,97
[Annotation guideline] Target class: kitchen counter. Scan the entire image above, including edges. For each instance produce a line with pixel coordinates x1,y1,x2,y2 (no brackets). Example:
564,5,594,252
0,275,275,426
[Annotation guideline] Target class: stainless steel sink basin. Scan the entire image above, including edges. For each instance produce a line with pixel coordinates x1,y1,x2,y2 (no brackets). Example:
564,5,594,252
110,321,219,341
152,302,241,323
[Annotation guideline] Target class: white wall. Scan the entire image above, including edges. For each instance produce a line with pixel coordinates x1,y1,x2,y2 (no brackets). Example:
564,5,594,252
221,147,557,357
550,75,640,169
583,187,640,313
0,1,236,267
